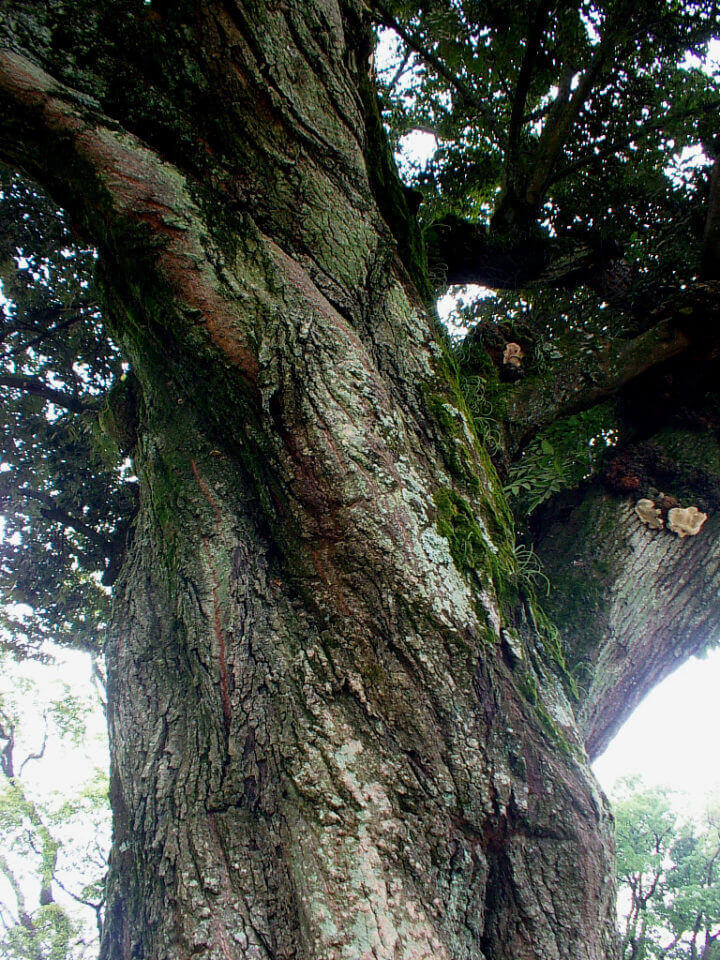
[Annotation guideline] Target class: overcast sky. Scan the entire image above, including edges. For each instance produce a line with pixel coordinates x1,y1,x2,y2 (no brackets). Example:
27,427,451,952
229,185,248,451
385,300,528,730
593,645,720,805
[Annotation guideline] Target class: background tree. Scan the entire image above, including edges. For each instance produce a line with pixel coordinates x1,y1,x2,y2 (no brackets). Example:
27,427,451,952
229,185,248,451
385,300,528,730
0,1,718,957
0,658,109,959
614,778,720,960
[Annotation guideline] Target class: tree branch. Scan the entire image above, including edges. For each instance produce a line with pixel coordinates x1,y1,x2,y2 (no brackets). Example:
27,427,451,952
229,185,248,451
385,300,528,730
0,711,15,779
536,479,720,759
499,282,720,449
382,47,412,95
505,0,553,190
525,11,630,207
0,853,30,931
371,2,504,141
429,214,621,290
0,374,89,412
18,718,47,777
10,487,112,552
0,47,260,387
2,310,86,358
503,319,692,448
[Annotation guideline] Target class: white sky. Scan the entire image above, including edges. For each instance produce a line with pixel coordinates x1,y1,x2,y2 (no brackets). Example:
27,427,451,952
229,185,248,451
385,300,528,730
594,645,720,805
1,649,108,799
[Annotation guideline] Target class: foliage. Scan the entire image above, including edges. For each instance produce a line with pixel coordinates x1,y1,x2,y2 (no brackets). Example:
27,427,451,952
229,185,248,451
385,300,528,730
613,777,720,960
0,655,109,960
0,168,137,657
505,402,619,514
377,0,718,254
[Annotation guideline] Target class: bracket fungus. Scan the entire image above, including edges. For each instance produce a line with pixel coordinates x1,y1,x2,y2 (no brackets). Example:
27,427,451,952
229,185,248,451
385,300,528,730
635,498,663,530
503,342,524,369
667,505,708,538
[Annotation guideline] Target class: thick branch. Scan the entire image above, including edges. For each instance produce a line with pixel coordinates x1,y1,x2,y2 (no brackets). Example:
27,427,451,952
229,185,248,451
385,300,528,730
525,11,628,207
504,319,691,448
505,0,552,190
508,282,720,448
430,214,621,290
0,47,260,387
0,374,88,412
536,482,720,760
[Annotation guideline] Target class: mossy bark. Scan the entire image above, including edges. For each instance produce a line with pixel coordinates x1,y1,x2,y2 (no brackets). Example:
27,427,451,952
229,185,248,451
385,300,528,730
1,3,617,958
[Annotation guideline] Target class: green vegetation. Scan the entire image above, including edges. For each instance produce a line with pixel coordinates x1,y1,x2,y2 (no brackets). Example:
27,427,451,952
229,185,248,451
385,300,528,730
613,778,720,960
505,404,619,515
0,657,109,959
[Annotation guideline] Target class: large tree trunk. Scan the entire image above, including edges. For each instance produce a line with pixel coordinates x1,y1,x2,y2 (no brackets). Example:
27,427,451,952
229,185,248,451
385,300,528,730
0,3,617,957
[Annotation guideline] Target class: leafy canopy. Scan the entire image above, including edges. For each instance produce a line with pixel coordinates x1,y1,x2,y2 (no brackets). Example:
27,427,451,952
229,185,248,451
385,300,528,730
614,777,720,960
0,170,136,657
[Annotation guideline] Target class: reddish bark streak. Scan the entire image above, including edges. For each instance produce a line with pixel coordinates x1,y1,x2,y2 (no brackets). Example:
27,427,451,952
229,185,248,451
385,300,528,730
0,49,260,384
191,459,224,535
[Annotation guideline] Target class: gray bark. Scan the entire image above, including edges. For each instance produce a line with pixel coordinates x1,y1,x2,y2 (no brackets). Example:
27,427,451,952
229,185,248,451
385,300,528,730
537,484,720,760
0,3,619,957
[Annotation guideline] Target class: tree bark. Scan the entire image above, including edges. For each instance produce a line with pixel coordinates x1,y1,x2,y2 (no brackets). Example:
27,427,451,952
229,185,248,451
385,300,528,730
536,484,720,760
0,3,620,957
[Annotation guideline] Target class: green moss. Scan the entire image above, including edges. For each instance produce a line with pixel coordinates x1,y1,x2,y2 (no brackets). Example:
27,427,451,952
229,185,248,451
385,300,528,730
97,372,140,459
534,700,575,757
523,590,578,700
653,427,720,476
517,668,576,756
518,673,539,706
434,487,488,574
433,486,519,618
425,335,515,538
422,387,484,491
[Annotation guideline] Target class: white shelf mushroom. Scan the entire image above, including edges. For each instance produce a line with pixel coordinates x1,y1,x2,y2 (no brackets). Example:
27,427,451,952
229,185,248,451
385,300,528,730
667,506,708,538
635,498,664,530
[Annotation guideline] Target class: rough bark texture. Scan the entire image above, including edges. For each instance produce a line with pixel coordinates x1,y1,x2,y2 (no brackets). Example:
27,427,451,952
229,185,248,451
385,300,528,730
0,2,626,958
537,485,720,760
